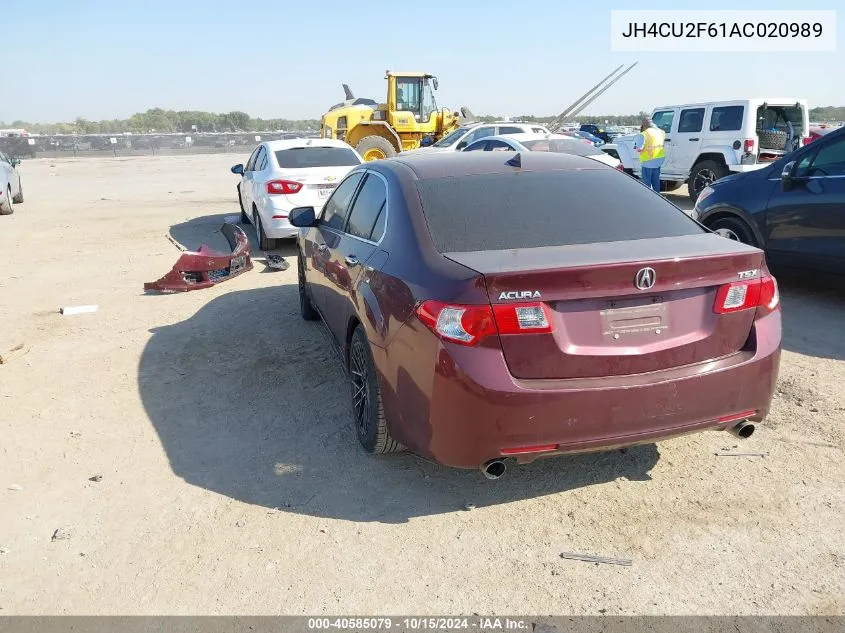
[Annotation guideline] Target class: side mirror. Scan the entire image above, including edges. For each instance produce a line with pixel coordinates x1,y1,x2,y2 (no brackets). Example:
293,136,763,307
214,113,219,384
781,160,796,191
230,164,244,175
456,141,468,151
10,158,20,167
289,206,317,228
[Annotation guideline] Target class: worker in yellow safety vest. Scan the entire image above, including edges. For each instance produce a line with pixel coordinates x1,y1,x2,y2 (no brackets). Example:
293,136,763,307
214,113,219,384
634,117,666,192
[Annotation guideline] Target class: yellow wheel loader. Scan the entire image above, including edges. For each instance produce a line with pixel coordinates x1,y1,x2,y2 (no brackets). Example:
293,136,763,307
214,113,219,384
320,71,472,161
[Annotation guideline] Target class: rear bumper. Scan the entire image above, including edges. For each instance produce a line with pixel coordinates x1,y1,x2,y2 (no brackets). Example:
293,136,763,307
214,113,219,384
260,198,315,239
412,311,781,469
262,199,299,239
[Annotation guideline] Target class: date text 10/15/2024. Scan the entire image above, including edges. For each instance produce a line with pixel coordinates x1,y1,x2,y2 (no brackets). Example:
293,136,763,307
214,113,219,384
307,617,531,631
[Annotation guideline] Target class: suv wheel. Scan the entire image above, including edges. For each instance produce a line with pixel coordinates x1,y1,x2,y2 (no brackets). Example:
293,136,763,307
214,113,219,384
689,160,729,202
708,217,756,246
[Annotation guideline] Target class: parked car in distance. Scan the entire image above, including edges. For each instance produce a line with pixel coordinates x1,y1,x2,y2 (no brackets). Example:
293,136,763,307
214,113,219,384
231,138,363,249
461,133,623,169
579,124,622,143
610,99,811,202
692,124,845,274
288,151,782,477
808,125,834,144
566,130,604,146
0,150,24,215
406,121,551,155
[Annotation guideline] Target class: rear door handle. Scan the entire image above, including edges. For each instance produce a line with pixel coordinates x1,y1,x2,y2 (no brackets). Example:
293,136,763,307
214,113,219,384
664,138,671,142
689,137,700,141
345,255,359,267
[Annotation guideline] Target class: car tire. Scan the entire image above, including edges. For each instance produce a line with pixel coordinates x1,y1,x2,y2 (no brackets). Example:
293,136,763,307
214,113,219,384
355,135,396,162
0,186,13,215
238,187,248,223
707,216,757,246
298,253,319,321
349,325,404,455
688,160,729,203
254,209,277,251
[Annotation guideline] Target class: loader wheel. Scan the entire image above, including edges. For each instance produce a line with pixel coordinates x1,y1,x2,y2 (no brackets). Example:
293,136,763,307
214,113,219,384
356,136,396,162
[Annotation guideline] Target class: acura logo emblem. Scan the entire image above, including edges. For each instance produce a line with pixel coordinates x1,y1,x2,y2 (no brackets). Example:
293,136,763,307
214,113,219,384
635,267,656,290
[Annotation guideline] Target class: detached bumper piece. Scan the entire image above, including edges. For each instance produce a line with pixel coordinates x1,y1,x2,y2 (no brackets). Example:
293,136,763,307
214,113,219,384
144,223,254,293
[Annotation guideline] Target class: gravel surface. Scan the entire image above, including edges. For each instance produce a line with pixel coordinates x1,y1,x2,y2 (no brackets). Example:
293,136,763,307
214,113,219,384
0,155,843,615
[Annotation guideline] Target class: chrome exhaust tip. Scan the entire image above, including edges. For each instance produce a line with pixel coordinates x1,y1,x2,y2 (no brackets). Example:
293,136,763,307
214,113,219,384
727,420,755,439
480,459,506,480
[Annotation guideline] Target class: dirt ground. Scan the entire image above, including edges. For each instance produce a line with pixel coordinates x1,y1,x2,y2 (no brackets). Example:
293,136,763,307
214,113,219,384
1,155,843,616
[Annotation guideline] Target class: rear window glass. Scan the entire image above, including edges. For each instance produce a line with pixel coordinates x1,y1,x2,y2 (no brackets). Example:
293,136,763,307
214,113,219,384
415,170,704,253
522,138,603,156
274,147,360,168
710,106,744,132
757,105,805,136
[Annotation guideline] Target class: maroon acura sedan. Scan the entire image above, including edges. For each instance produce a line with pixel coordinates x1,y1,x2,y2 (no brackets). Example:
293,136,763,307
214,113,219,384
289,151,781,478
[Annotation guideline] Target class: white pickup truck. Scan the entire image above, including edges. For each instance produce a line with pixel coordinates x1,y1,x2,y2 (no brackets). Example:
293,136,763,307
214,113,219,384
602,98,810,202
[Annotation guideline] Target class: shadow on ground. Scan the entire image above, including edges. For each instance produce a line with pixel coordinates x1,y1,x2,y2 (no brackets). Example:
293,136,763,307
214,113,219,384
167,212,299,271
139,284,660,523
775,270,845,361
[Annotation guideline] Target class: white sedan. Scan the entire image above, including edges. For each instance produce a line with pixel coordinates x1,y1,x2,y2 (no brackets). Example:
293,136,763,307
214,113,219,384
231,138,363,250
461,133,624,169
0,150,24,216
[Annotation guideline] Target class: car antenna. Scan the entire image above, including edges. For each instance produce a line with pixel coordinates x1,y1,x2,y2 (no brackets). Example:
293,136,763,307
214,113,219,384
506,152,522,168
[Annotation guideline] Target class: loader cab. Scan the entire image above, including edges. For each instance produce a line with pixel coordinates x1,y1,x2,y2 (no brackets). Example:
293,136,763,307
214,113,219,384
387,72,439,130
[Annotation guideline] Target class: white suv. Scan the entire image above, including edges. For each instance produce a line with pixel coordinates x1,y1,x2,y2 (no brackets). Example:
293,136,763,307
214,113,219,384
406,121,551,154
605,99,810,202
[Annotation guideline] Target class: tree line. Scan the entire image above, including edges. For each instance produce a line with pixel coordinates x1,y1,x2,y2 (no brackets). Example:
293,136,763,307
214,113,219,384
4,106,843,136
2,108,321,135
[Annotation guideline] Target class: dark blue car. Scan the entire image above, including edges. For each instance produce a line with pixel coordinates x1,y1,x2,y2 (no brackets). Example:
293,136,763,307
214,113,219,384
692,125,845,274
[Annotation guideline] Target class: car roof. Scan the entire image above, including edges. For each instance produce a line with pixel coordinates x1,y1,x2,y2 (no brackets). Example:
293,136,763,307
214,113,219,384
492,132,580,142
651,98,807,110
264,138,353,151
463,121,547,129
382,150,602,180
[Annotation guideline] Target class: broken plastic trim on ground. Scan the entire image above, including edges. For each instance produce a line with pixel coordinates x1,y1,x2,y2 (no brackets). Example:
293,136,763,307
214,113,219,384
144,223,254,293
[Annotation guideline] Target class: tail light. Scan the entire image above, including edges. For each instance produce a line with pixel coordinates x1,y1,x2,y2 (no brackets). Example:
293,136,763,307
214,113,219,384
615,163,624,171
581,139,593,146
802,136,812,146
743,139,755,154
415,300,554,346
266,180,302,195
713,274,779,317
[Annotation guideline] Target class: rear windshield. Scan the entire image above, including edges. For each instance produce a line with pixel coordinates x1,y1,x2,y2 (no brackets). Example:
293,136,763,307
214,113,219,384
416,170,704,253
274,147,360,168
757,104,805,136
522,138,603,156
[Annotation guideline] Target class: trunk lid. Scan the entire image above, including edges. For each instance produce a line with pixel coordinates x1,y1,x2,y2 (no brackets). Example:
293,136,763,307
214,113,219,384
274,166,352,209
445,233,765,380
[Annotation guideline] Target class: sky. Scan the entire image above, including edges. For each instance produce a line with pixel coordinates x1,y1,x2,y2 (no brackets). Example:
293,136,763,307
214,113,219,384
2,0,842,124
